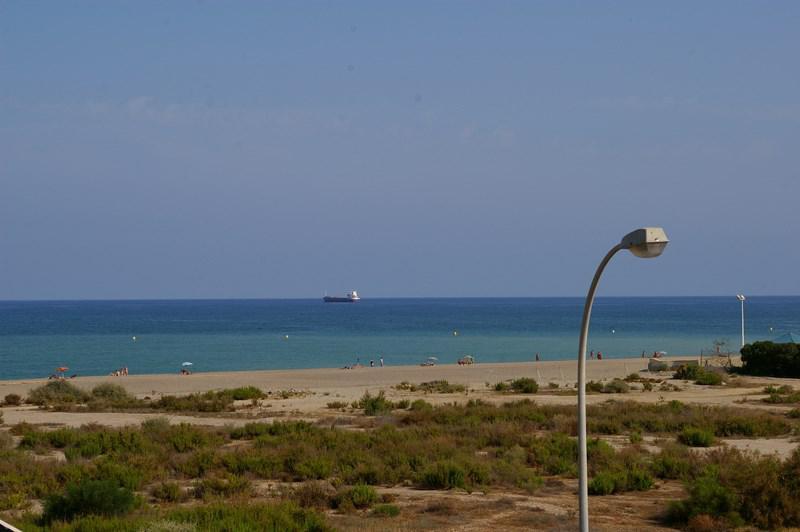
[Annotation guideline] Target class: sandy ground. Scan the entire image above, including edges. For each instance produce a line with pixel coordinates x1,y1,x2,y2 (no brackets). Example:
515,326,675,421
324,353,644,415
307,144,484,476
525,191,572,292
0,355,729,398
3,354,799,459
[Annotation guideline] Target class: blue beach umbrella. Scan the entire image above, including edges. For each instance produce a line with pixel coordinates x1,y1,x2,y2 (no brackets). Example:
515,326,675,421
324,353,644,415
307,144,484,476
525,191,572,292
772,332,800,344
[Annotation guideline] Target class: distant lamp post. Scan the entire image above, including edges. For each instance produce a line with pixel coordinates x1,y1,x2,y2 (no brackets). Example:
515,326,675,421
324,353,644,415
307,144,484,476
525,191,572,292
576,227,669,532
736,294,746,347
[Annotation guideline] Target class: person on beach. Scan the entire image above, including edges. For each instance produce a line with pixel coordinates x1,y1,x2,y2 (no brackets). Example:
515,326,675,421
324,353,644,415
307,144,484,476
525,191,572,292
370,360,375,367
590,350,594,359
597,352,603,360
535,353,540,362
379,356,384,367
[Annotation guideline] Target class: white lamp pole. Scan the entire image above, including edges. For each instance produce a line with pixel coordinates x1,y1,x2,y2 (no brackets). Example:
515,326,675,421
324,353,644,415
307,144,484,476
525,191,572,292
577,227,669,532
736,294,746,347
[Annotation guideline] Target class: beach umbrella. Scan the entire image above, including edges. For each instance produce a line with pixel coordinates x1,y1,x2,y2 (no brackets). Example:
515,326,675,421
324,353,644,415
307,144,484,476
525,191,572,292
56,366,68,373
181,362,193,366
427,356,438,361
773,332,800,344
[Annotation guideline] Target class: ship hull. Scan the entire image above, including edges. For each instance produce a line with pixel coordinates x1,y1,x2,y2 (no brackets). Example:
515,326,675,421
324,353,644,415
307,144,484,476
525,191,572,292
323,296,358,303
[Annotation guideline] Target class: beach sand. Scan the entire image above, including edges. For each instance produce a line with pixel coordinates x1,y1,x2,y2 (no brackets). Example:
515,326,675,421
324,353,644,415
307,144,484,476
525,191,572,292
0,355,707,399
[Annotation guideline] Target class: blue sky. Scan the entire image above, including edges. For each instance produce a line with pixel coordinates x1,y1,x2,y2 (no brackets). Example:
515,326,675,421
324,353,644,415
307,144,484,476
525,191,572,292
1,2,799,299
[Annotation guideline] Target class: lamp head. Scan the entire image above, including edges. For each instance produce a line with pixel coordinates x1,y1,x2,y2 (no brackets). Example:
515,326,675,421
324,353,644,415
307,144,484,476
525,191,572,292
620,227,669,258
736,294,746,302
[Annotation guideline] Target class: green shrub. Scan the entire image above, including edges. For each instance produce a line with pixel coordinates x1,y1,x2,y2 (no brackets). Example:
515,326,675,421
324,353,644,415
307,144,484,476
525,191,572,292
667,473,742,527
4,394,22,406
91,383,135,402
588,471,620,495
679,428,715,447
194,475,251,499
741,341,800,378
395,399,410,409
409,399,432,412
674,364,702,381
42,479,136,523
166,501,331,531
354,391,394,416
603,379,630,393
493,381,510,392
293,481,335,509
334,484,378,510
419,461,466,490
510,378,538,394
28,381,89,406
585,381,604,393
151,481,184,503
588,468,652,495
227,386,265,400
398,380,466,393
325,401,348,410
371,503,400,517
694,371,723,386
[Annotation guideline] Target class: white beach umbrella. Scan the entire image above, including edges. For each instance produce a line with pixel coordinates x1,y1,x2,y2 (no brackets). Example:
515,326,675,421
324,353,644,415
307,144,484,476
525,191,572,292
181,362,193,366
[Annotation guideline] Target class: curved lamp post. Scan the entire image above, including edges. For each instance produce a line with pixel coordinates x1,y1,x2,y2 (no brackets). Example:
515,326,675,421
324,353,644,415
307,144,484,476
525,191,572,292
577,227,669,532
736,294,746,347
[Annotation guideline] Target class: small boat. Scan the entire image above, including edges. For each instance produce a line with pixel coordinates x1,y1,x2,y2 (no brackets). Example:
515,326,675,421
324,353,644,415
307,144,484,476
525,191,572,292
323,290,360,303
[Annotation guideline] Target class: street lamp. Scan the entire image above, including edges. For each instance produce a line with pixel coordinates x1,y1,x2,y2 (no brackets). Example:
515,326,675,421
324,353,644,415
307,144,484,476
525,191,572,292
736,294,746,347
576,227,669,532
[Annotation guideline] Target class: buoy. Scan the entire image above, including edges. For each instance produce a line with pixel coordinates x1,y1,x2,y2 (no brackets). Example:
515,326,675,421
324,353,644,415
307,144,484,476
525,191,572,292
132,336,137,342
284,335,289,340
453,330,458,336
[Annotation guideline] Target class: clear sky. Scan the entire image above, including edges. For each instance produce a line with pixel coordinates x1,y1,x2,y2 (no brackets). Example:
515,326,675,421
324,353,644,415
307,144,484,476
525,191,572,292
1,2,799,299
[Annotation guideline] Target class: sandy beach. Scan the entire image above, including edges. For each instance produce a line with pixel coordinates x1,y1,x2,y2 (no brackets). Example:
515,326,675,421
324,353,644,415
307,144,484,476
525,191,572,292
0,355,710,399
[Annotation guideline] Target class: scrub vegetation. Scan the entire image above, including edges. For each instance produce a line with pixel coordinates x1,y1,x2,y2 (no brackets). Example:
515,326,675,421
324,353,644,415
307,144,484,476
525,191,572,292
2,385,800,530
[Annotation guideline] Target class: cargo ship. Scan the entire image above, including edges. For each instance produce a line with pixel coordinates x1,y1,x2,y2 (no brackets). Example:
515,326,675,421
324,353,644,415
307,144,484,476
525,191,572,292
323,290,360,303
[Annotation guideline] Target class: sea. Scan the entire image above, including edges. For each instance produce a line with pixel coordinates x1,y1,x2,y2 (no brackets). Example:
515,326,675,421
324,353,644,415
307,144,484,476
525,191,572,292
1,297,798,380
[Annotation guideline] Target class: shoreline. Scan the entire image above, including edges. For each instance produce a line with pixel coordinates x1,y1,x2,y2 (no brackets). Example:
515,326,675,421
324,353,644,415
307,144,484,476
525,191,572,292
0,354,724,398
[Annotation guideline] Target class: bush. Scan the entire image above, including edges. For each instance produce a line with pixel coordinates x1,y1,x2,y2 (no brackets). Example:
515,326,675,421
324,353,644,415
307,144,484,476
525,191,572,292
586,380,628,393
89,383,139,409
194,475,251,499
354,391,394,416
42,479,136,522
326,401,348,410
588,471,621,495
409,399,432,412
694,371,723,386
4,394,22,406
679,428,715,447
227,386,265,400
166,501,331,531
667,473,742,527
293,481,336,509
419,461,466,490
398,380,466,393
510,378,538,394
588,466,653,495
28,381,89,406
585,381,604,393
741,341,800,378
371,503,400,517
151,481,184,503
675,364,702,381
603,379,630,394
334,484,378,510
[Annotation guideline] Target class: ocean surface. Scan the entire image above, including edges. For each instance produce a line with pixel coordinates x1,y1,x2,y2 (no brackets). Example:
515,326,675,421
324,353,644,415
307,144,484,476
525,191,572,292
1,297,798,380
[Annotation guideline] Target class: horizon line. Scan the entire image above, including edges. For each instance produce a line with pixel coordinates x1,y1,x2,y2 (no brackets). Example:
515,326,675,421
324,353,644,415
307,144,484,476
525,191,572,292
1,294,799,303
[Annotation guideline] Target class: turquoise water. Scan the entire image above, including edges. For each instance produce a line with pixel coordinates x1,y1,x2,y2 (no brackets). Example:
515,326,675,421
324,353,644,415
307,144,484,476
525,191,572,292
1,297,798,380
